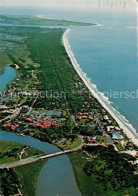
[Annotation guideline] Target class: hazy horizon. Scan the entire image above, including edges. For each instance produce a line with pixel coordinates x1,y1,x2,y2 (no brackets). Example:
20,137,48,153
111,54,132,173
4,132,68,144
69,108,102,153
0,0,136,10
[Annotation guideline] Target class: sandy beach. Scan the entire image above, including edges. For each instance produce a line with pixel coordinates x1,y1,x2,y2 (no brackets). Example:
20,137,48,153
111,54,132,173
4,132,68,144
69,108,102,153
63,28,138,146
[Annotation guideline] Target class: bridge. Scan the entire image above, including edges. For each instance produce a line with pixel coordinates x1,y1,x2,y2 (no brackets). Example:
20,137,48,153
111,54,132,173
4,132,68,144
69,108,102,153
0,136,84,169
0,150,72,169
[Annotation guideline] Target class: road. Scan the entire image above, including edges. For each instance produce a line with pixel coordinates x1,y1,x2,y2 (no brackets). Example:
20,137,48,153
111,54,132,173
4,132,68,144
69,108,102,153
104,134,113,144
0,151,71,169
0,135,119,169
71,115,78,127
0,136,84,169
0,107,22,123
27,93,39,114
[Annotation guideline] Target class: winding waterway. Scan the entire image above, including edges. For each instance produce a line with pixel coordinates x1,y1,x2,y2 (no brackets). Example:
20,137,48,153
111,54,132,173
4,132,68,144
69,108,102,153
0,68,81,196
0,67,16,92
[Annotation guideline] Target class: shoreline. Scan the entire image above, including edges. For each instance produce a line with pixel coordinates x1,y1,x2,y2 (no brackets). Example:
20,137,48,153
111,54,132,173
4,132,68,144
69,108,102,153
0,66,17,93
63,28,138,146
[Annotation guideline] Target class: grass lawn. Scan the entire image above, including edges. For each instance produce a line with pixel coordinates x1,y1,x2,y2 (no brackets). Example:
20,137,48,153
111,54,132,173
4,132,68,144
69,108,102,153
14,160,46,196
115,142,125,151
97,136,108,143
57,137,81,150
0,141,44,164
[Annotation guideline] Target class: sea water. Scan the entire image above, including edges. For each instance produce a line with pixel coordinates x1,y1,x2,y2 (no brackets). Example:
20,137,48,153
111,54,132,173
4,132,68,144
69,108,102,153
1,0,137,131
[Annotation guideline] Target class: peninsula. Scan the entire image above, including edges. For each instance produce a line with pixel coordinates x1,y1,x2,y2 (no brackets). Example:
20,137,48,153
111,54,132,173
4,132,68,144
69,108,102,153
0,15,137,196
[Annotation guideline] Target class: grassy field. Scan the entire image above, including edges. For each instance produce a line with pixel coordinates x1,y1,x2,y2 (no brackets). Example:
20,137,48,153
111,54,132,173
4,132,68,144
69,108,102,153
57,137,81,150
14,160,46,196
0,141,44,164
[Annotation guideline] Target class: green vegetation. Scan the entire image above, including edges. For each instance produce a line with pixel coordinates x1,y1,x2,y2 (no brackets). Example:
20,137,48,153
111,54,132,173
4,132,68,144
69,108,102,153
57,136,81,150
0,141,43,164
26,28,91,112
0,141,45,196
115,142,125,151
13,160,46,196
0,168,20,196
1,26,101,111
0,21,120,146
69,146,138,196
97,136,108,143
79,126,103,136
0,26,104,143
0,160,46,196
0,15,137,196
0,14,95,26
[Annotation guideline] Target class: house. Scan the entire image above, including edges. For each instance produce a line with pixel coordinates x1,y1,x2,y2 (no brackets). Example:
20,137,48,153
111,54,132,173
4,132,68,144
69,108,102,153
79,116,88,119
87,136,96,143
78,112,89,116
88,117,93,120
104,115,109,120
23,116,34,122
101,109,106,114
115,127,121,131
78,112,83,116
107,126,115,132
83,113,89,115
107,120,112,124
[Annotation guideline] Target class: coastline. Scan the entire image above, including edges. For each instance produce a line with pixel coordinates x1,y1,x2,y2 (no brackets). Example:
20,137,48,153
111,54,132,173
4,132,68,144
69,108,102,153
63,28,138,146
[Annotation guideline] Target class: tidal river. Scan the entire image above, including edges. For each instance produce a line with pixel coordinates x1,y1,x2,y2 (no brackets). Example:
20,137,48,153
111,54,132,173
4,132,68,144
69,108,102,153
0,67,81,196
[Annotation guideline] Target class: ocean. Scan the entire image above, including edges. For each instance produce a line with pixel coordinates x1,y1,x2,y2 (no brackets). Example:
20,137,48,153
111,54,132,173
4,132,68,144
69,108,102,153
0,0,137,132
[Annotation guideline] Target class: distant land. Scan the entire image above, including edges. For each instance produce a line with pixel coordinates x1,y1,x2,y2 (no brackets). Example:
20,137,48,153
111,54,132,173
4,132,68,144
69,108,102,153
0,14,95,26
0,15,137,196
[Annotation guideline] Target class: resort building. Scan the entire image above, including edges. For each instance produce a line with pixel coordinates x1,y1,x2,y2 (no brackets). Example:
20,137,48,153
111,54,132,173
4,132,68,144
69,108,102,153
3,123,19,131
23,116,34,122
112,132,123,140
87,136,96,143
32,119,60,129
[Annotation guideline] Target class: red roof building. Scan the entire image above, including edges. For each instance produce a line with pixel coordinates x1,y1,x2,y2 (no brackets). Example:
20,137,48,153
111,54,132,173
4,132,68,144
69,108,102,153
32,119,60,129
87,136,96,143
3,123,19,130
83,113,89,115
88,117,93,120
23,116,34,122
79,116,88,119
78,112,89,116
